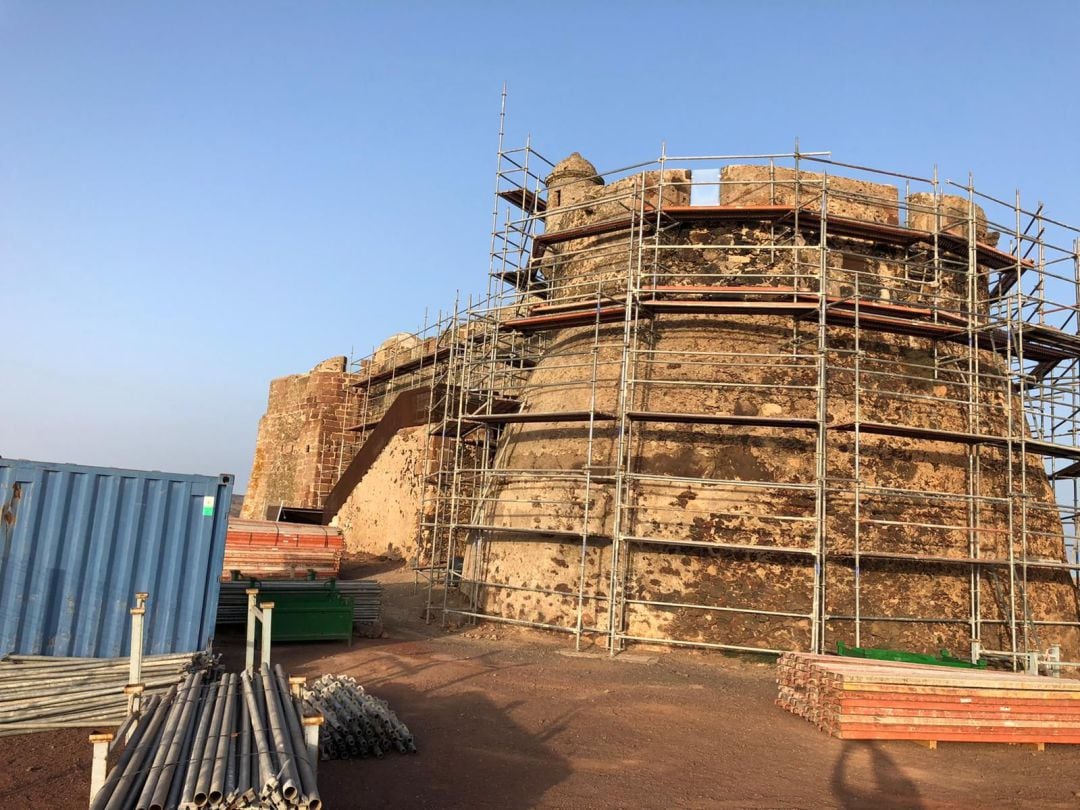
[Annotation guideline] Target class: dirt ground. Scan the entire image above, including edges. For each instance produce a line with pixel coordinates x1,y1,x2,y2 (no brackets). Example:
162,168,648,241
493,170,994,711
5,557,1080,809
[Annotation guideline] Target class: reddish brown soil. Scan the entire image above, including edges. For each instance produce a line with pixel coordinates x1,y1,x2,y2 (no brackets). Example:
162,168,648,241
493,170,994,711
5,560,1080,809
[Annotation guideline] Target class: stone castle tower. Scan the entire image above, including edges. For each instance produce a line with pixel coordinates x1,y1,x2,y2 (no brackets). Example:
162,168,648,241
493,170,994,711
242,148,1080,663
447,151,1080,658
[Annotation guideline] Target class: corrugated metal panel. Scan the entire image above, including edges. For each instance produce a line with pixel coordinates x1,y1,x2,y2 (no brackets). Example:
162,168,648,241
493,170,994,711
0,458,233,658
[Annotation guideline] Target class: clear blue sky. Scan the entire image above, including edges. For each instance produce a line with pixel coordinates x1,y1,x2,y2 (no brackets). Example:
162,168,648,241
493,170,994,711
2,1,1078,492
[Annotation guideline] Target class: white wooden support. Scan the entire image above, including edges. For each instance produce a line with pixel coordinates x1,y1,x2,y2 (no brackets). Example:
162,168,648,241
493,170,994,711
302,715,324,778
1049,645,1062,678
129,606,145,687
89,732,114,805
244,590,275,671
245,588,259,673
1026,652,1040,676
124,683,144,725
289,676,306,700
259,602,274,669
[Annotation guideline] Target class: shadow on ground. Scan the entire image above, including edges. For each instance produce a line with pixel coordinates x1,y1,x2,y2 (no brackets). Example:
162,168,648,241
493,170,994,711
830,741,924,809
317,683,571,809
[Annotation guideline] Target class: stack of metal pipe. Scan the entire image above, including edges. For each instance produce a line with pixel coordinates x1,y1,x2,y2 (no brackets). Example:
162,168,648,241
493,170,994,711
90,664,322,810
0,653,207,736
302,674,416,760
216,579,382,626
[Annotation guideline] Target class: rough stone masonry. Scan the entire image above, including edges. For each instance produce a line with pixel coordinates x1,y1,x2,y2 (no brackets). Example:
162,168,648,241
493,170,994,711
242,356,362,520
242,151,1080,661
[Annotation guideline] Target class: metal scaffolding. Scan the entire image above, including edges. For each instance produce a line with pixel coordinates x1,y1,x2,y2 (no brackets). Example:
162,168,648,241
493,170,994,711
343,133,1080,668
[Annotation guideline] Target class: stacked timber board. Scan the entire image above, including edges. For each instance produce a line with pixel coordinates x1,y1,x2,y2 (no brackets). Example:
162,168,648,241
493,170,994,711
777,652,1080,746
224,519,344,580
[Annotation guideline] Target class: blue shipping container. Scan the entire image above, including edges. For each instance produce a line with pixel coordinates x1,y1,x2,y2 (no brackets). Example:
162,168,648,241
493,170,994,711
0,458,233,658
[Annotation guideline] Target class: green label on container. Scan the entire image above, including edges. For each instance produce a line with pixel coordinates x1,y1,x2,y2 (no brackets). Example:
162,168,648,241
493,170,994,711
202,496,215,517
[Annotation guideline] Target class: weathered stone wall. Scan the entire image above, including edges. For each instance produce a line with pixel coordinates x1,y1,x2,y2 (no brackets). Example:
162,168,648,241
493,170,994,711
241,357,363,519
460,156,1080,658
332,426,435,560
720,164,901,224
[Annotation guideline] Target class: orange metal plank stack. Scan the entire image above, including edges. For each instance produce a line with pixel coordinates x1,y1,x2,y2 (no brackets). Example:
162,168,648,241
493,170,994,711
777,652,1080,746
223,518,345,580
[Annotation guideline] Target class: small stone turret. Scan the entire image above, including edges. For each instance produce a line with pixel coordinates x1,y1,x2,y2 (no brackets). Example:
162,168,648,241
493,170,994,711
544,152,603,228
546,152,602,193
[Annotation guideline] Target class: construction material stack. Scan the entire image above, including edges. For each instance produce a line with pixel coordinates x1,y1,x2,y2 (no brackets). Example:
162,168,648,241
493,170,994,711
302,674,416,760
0,652,208,736
777,652,1080,747
89,664,323,810
217,580,382,630
224,519,345,581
